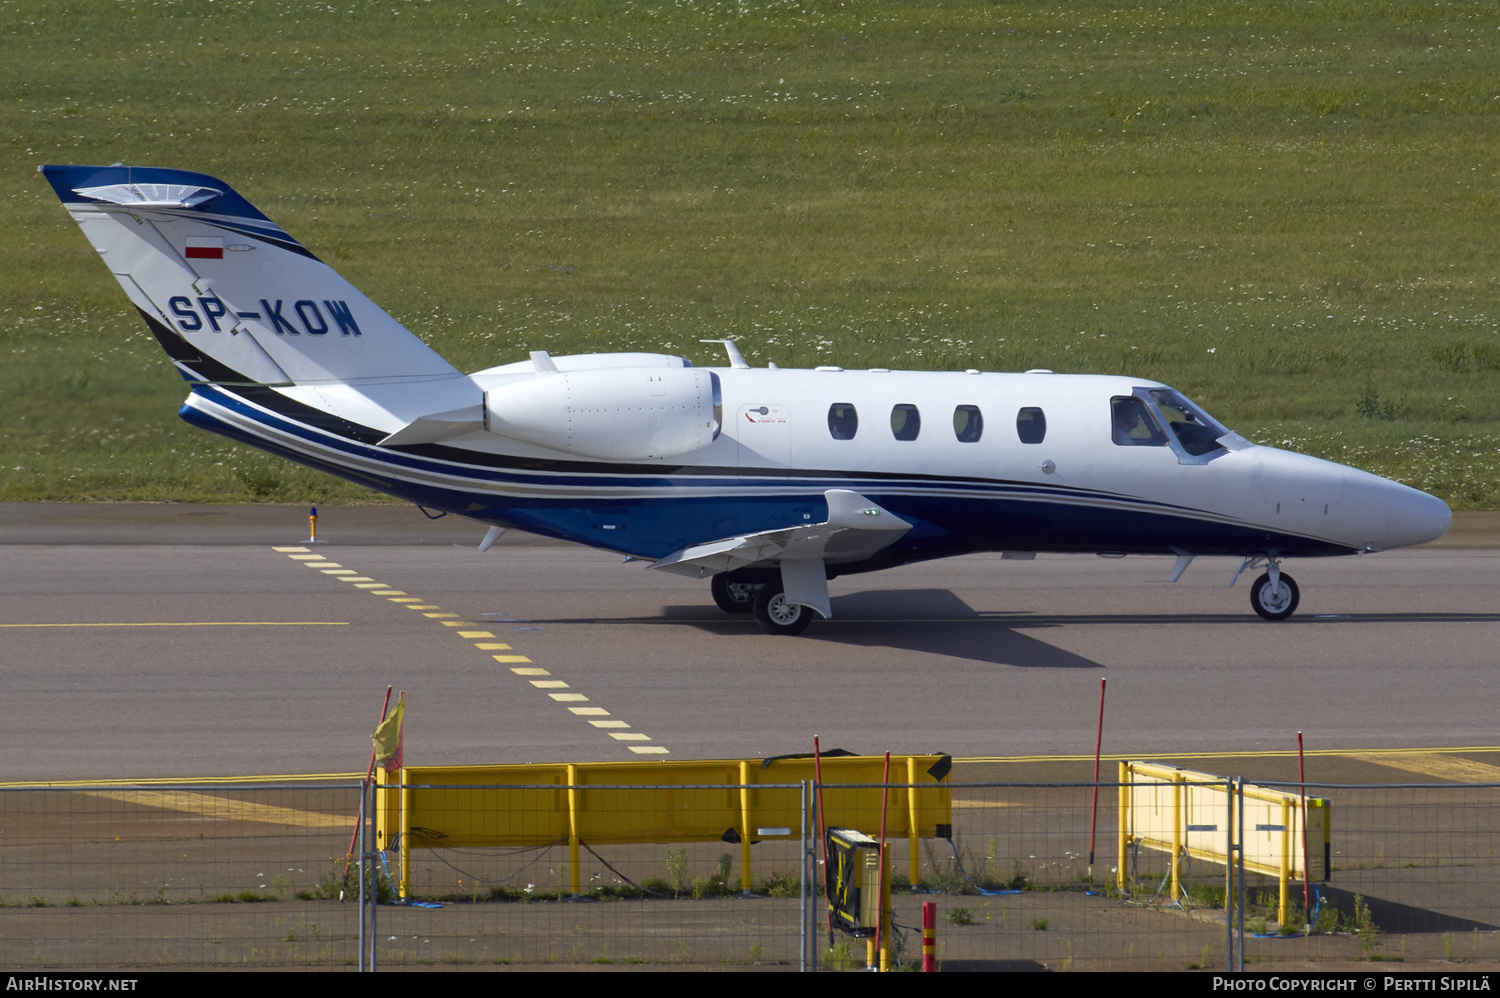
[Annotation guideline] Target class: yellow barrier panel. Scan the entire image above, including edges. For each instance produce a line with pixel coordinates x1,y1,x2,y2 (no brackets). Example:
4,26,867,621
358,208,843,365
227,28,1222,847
1119,761,1330,925
377,755,951,898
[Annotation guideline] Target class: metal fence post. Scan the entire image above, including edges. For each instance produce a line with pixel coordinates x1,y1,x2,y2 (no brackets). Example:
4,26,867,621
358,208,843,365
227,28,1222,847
360,777,372,972
800,780,809,973
810,777,820,973
356,781,365,972
1236,776,1245,972
1225,777,1234,973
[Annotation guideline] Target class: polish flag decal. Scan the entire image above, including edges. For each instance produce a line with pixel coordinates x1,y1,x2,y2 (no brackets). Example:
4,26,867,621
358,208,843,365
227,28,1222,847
185,236,223,259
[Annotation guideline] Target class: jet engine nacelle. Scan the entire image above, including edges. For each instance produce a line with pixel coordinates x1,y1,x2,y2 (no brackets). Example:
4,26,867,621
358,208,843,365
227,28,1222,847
483,367,722,460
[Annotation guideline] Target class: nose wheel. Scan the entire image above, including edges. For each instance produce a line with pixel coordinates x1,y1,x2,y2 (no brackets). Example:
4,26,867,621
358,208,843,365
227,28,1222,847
1250,571,1300,621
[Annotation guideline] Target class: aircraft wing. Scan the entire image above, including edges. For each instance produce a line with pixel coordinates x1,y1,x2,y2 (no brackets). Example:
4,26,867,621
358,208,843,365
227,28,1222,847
648,489,913,581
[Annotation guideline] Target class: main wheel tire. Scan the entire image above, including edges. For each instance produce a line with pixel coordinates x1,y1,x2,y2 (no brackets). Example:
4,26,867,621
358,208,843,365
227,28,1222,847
1250,572,1300,621
753,585,814,636
710,574,760,615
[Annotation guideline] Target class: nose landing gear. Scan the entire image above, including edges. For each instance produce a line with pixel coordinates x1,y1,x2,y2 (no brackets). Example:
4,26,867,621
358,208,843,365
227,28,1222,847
1234,555,1300,621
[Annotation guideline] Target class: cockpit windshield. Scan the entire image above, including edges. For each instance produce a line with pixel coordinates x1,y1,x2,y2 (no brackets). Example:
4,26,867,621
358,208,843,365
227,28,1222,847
1148,389,1229,457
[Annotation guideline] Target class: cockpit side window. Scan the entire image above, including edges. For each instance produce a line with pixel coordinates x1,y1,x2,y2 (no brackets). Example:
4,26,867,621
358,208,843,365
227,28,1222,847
1016,407,1046,444
1149,389,1228,457
828,403,859,440
1111,396,1169,447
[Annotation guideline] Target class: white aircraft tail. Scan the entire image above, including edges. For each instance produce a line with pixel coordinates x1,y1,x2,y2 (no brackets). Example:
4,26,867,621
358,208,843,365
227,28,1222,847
41,165,460,387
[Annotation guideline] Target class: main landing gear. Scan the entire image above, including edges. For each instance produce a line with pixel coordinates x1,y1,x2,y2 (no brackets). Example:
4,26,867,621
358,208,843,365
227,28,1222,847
1235,555,1300,621
752,584,814,636
710,572,814,635
709,574,760,615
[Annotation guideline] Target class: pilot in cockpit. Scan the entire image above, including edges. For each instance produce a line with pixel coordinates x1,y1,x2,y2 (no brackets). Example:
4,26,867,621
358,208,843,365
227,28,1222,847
1111,396,1167,446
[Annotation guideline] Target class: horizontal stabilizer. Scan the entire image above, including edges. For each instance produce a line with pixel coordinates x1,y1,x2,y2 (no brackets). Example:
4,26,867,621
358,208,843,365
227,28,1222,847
648,489,912,580
378,405,485,447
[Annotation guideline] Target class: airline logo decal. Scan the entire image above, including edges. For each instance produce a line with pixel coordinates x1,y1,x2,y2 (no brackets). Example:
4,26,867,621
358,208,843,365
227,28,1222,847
168,296,361,336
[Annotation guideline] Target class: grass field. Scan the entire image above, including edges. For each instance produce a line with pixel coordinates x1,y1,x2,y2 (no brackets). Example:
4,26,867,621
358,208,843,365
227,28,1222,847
2,0,1498,505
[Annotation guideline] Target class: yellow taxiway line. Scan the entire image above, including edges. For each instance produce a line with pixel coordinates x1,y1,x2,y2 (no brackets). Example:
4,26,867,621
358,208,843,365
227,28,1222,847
958,746,1500,765
0,621,349,628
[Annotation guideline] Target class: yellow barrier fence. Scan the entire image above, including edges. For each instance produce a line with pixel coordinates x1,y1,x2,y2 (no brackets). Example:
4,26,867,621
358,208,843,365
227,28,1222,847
1119,761,1329,925
376,755,952,897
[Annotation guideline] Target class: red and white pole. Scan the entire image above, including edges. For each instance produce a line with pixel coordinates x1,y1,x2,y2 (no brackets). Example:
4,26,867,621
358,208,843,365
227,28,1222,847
922,901,937,972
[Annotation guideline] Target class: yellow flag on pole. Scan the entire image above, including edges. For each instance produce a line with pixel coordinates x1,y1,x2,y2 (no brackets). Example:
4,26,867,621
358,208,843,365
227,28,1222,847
371,693,405,770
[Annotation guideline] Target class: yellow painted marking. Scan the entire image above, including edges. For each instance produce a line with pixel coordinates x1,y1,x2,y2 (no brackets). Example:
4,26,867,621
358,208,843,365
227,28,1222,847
272,547,310,553
423,613,459,619
458,631,495,639
372,590,407,596
958,746,1500,765
353,583,388,588
475,643,512,650
343,577,376,583
3,771,363,789
387,598,422,603
85,790,354,829
440,621,473,627
493,654,532,663
405,605,440,610
531,680,570,689
1347,753,1500,783
549,693,589,702
629,746,670,755
287,554,324,561
609,733,651,741
569,707,610,716
0,621,349,629
511,668,549,676
303,562,341,569
321,569,357,575
590,721,630,729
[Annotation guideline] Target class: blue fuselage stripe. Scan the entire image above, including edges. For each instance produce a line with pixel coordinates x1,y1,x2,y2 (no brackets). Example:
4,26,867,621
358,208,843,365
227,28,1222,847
182,385,1354,564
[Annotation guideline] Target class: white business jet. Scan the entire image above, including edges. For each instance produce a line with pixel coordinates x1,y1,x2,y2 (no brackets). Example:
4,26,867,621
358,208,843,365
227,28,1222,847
43,165,1451,634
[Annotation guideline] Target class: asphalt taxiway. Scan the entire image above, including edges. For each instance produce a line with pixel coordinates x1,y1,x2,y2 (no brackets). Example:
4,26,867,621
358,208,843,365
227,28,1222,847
2,504,1498,783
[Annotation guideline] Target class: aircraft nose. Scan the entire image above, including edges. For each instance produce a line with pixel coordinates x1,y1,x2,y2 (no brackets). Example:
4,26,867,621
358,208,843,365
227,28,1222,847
1355,472,1452,550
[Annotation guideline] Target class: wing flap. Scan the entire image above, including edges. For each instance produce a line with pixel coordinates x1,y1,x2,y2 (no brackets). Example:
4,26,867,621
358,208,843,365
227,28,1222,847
648,489,912,580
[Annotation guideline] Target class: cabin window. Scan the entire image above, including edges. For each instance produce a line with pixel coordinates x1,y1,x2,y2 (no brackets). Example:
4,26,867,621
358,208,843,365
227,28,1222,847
1016,407,1046,444
1111,396,1168,447
953,405,983,443
890,404,921,441
828,403,859,440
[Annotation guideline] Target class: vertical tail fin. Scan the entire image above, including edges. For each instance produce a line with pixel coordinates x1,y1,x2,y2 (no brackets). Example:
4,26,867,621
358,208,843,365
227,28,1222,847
41,164,460,387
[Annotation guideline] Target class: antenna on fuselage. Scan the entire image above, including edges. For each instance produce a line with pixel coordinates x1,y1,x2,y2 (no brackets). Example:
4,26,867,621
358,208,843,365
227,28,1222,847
699,339,750,369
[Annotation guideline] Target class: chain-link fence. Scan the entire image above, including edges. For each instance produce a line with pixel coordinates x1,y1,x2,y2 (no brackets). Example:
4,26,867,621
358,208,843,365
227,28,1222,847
4,778,1499,971
0,783,363,970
